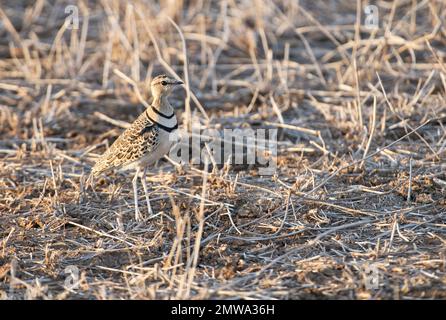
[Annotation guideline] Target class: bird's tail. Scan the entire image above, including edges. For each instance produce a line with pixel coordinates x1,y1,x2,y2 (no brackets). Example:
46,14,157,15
90,159,109,177
86,161,106,189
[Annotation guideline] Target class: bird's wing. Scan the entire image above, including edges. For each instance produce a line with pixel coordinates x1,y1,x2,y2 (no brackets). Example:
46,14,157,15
92,112,160,175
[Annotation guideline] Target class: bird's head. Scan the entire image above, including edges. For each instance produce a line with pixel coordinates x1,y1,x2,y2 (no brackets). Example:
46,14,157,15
150,74,183,98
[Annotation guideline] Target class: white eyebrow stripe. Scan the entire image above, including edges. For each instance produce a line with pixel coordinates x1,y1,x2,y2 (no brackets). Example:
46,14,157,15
152,80,170,85
152,76,170,84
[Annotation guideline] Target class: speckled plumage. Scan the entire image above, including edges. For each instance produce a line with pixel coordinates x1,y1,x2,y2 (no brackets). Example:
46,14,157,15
91,112,160,176
90,74,183,221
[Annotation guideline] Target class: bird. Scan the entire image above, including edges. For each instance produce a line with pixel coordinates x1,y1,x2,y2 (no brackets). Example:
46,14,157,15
90,74,183,221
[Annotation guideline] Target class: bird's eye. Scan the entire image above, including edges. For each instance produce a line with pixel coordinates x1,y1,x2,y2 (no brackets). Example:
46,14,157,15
161,81,167,86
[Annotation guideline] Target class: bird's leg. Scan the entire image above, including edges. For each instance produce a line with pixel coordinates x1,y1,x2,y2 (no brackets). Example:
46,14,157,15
140,167,153,216
132,167,142,221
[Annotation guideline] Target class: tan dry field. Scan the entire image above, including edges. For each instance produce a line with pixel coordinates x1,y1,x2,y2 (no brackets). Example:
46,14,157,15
0,0,446,299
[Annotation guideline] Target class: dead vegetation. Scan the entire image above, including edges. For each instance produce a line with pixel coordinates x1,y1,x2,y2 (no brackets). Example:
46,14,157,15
1,0,446,300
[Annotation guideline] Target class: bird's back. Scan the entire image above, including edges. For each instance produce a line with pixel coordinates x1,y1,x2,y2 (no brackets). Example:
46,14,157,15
91,111,160,176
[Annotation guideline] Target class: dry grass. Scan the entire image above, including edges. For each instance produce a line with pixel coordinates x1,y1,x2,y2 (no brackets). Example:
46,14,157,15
1,0,446,300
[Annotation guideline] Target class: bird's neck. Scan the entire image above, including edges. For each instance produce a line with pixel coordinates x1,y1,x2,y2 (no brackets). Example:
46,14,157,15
151,95,173,115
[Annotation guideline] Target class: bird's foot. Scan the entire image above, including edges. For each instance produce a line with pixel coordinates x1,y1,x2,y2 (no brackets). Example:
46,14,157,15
146,201,154,217
135,206,143,222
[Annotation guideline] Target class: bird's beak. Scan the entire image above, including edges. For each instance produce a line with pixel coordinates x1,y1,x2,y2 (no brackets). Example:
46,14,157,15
172,80,184,85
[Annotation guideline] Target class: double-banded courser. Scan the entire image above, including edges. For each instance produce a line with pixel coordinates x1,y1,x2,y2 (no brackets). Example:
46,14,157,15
91,75,183,221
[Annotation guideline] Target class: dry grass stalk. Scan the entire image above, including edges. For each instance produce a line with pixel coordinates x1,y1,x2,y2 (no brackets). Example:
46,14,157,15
0,0,445,300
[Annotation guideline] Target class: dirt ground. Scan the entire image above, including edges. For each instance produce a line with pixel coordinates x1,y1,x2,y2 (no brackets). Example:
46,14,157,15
1,0,446,299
